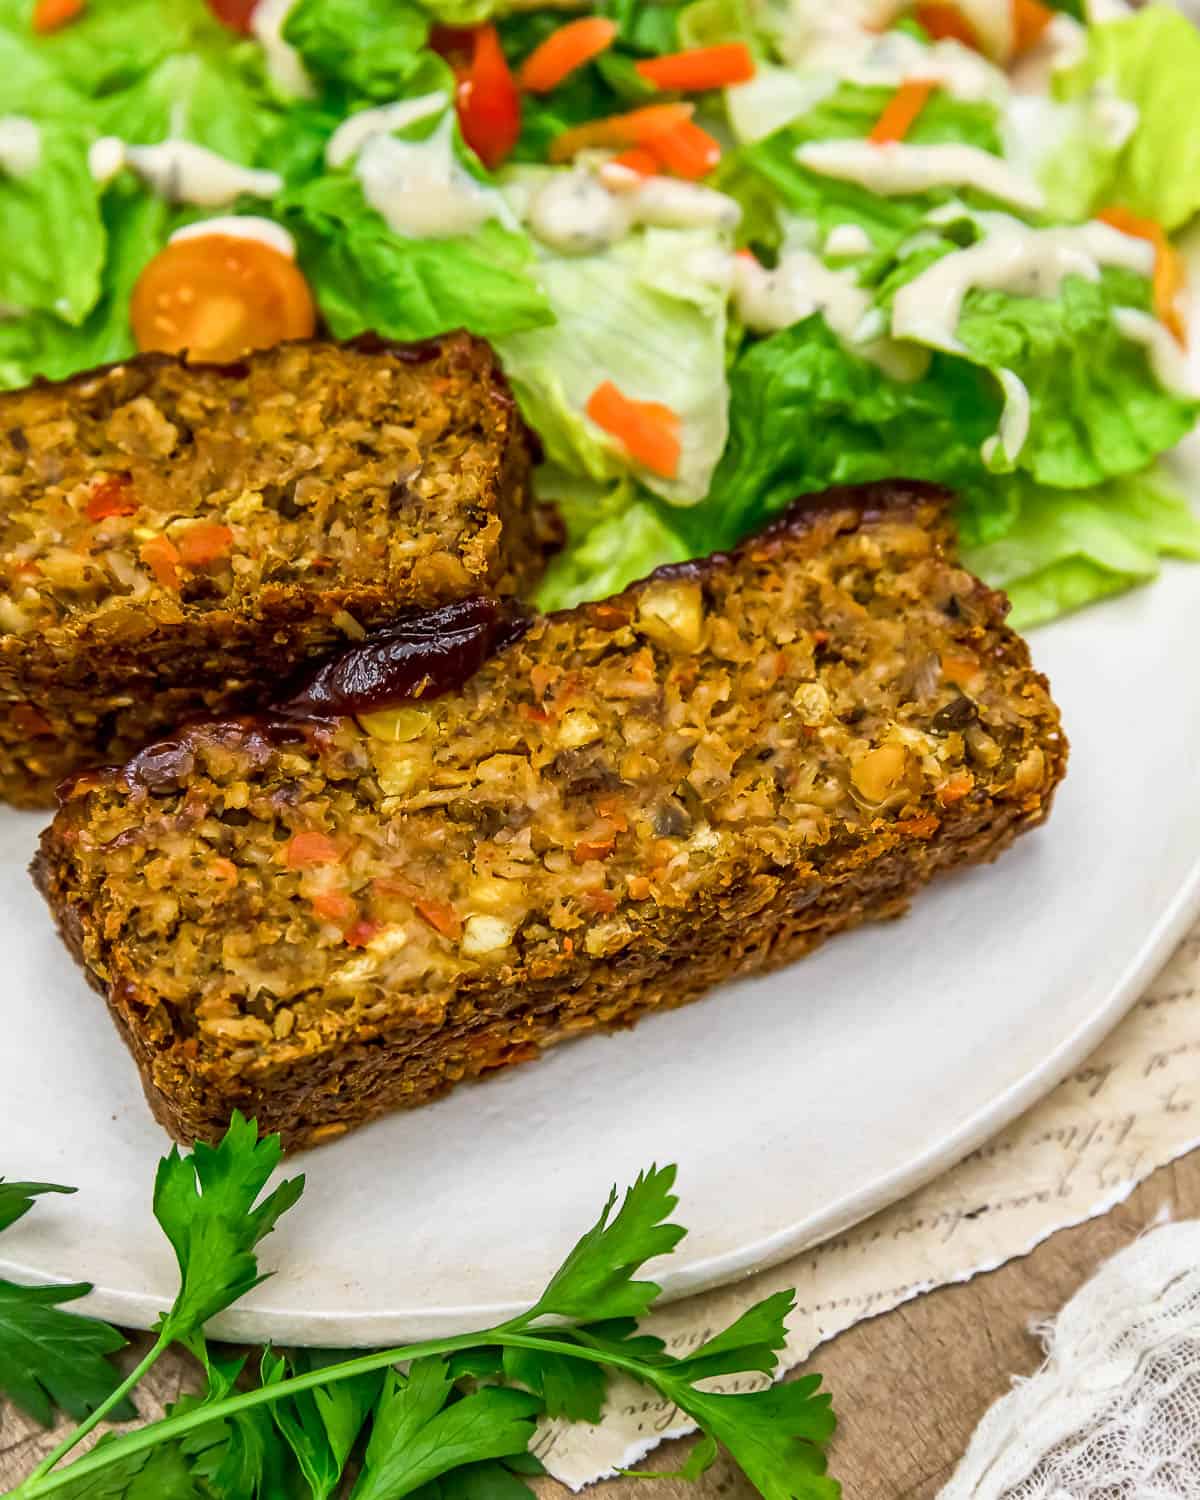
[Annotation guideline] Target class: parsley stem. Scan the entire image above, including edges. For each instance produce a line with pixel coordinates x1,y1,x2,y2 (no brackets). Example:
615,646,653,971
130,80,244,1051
23,1333,169,1487
8,1327,672,1499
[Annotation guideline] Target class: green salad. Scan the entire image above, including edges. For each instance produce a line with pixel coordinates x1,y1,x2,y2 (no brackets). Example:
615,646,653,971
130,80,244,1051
2,0,1199,625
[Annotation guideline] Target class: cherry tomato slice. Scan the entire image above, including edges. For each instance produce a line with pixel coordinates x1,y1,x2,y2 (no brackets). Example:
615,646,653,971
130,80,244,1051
205,0,259,34
130,235,316,365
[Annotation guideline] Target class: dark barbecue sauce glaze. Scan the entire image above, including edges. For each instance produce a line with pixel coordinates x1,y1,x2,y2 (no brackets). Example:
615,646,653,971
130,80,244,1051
277,595,534,723
84,597,533,797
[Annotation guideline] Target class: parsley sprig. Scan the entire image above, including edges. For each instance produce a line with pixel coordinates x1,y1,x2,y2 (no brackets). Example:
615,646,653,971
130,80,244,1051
1,1118,838,1499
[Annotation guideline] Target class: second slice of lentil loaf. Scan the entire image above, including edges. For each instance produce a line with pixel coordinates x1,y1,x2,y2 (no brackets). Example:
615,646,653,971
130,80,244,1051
0,332,549,807
36,481,1067,1148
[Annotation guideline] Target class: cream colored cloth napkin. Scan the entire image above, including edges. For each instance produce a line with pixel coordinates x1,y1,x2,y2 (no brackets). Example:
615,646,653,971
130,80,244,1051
940,1221,1200,1498
538,924,1200,1488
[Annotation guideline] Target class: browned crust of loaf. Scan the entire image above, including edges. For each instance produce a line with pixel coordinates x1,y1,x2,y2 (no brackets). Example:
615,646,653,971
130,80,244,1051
34,480,1067,1148
36,790,1038,1150
2,332,554,807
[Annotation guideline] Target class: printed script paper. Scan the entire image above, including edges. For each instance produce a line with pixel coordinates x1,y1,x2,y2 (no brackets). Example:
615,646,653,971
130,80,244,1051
538,924,1200,1488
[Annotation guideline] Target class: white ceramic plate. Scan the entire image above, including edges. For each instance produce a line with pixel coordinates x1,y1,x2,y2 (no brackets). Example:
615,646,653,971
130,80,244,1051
4,331,1200,1349
4,514,1199,1346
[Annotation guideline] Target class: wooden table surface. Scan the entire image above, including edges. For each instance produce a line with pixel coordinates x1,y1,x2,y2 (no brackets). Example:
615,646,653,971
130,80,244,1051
3,1153,1195,1498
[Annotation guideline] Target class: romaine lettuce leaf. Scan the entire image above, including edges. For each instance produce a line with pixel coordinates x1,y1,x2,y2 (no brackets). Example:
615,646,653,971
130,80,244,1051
963,469,1200,628
0,123,104,325
1054,5,1200,231
283,0,432,102
910,257,1200,489
497,226,730,505
684,262,1198,553
533,473,689,611
281,172,553,341
684,314,1000,550
720,83,1003,260
0,23,88,119
0,181,169,389
92,50,284,168
0,0,231,99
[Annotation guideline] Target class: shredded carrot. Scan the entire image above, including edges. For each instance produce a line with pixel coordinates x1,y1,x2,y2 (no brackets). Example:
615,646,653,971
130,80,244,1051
582,886,618,913
210,858,239,885
310,890,353,922
177,522,234,567
283,831,341,868
32,0,85,32
549,101,693,162
414,899,463,941
937,772,974,806
85,475,136,522
1011,0,1054,55
1099,207,1188,345
595,796,629,832
585,380,682,478
573,837,616,864
868,79,938,145
941,653,980,687
645,118,721,179
139,534,181,590
634,42,755,92
913,2,978,49
609,146,659,177
344,918,382,948
895,814,940,838
519,17,617,92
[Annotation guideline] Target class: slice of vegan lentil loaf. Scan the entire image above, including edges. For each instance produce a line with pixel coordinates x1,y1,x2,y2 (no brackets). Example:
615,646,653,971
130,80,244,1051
0,332,550,807
35,480,1067,1149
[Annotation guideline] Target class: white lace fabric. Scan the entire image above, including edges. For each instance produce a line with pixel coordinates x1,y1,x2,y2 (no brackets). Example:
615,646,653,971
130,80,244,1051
941,1222,1200,1499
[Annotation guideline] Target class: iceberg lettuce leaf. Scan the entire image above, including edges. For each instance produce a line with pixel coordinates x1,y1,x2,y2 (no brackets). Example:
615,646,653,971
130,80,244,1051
963,469,1200,628
497,227,730,506
1054,5,1200,231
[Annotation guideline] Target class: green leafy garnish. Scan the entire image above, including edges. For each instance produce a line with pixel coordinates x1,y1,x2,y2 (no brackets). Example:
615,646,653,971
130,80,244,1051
1,1122,838,1500
0,1281,133,1429
0,1181,74,1236
526,1164,684,1323
152,1112,304,1353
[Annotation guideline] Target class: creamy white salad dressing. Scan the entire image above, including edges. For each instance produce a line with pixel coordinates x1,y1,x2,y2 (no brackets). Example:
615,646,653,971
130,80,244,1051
326,94,449,168
1040,12,1089,71
795,139,1046,213
250,0,316,100
981,368,1031,465
528,166,740,253
892,213,1160,460
169,215,296,259
766,0,1005,102
357,113,511,238
824,223,872,257
90,139,283,205
0,116,41,176
1090,84,1140,150
892,215,1156,349
842,30,1008,104
768,0,898,72
88,135,125,184
1114,308,1200,398
734,247,927,381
